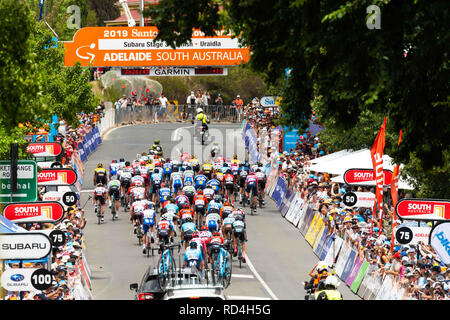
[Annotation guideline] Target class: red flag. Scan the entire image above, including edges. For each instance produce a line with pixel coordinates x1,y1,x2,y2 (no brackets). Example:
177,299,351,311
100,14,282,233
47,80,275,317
370,117,387,234
390,130,402,250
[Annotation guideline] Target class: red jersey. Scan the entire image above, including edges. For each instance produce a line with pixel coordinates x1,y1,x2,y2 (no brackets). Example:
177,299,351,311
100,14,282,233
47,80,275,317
223,174,235,186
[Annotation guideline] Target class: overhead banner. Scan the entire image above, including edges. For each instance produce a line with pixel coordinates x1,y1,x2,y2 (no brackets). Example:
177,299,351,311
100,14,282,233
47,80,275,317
26,142,63,158
344,168,392,186
429,222,450,264
3,201,65,223
395,199,450,221
64,27,250,67
38,168,77,186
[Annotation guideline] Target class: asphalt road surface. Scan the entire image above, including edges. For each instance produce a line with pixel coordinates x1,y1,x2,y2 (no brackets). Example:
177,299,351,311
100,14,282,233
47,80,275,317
80,122,359,300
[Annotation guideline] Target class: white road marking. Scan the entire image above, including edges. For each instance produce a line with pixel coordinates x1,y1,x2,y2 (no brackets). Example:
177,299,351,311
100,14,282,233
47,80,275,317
80,189,95,193
231,274,255,279
227,296,271,300
246,255,279,300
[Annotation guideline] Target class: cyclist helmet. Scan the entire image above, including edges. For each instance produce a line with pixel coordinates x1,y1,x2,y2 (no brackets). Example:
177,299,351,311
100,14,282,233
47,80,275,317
235,214,244,221
170,198,176,204
197,189,203,195
201,225,208,231
245,162,250,167
239,163,244,167
233,154,238,160
234,208,244,215
223,201,230,207
119,158,125,163
185,217,192,223
112,160,117,163
97,163,103,168
96,183,103,187
160,215,168,221
140,161,146,166
223,163,228,167
226,169,232,174
196,108,203,113
213,232,221,237
160,182,165,188
189,241,198,249
125,161,131,166
317,261,329,272
111,175,117,180
214,195,222,203
182,203,190,209
154,140,160,145
192,232,199,238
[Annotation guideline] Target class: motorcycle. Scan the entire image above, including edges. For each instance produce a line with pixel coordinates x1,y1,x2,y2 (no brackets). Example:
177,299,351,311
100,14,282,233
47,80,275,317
192,121,209,145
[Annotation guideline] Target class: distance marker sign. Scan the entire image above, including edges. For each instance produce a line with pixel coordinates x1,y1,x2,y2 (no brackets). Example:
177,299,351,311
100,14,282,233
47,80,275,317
395,199,450,221
342,191,376,208
0,233,52,260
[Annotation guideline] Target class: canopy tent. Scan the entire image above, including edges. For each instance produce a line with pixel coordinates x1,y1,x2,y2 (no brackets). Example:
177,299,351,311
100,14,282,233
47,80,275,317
309,149,353,165
306,148,415,190
0,215,26,233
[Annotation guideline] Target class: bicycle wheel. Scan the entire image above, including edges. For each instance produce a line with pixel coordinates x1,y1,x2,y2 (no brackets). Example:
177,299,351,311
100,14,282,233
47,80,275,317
97,205,101,224
237,241,242,269
137,226,142,245
223,253,232,288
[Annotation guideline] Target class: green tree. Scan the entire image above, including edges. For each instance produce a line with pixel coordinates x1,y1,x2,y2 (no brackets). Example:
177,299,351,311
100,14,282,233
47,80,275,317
145,0,450,197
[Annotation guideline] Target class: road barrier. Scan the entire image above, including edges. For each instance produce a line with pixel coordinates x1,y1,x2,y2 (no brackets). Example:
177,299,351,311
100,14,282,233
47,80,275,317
243,120,408,300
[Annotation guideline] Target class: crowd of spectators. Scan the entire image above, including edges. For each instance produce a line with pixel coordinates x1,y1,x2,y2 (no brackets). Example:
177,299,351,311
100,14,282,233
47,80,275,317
243,107,450,300
3,106,103,300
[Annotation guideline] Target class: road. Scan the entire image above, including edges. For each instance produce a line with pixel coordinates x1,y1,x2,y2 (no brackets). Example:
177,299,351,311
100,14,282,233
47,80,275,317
79,122,359,300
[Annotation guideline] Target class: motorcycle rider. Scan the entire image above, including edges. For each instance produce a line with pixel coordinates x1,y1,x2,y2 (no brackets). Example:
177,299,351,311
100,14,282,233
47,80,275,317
193,107,209,134
314,275,343,300
149,140,163,157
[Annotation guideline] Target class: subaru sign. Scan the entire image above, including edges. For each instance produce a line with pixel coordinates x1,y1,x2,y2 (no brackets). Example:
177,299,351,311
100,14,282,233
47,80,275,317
1,268,37,291
260,96,280,107
0,233,52,260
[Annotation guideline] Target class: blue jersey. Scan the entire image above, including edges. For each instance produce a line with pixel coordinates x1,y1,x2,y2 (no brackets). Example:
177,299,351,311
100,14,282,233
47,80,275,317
184,248,203,268
159,187,171,202
163,163,173,174
184,175,194,186
207,201,222,213
151,173,162,184
206,179,221,193
181,222,196,233
195,175,208,189
220,166,229,174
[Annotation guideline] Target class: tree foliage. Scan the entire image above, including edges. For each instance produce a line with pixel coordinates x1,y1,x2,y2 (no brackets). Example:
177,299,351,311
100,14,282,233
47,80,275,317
144,0,450,197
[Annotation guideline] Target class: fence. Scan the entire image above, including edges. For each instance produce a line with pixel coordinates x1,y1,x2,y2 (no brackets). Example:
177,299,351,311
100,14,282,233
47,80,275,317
246,121,410,300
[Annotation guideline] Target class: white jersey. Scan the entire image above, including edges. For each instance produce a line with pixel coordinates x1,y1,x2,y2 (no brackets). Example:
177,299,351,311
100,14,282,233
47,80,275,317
143,209,156,220
206,212,220,224
256,171,266,180
130,187,146,199
171,172,183,181
183,170,195,179
203,188,215,198
131,175,145,184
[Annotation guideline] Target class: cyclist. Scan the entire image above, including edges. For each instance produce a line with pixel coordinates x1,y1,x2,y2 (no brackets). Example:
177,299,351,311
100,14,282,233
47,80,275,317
202,161,213,180
238,163,249,203
94,163,107,185
207,195,222,215
163,198,180,228
314,275,343,300
183,240,204,271
193,190,208,226
232,213,247,263
142,206,156,254
150,167,163,203
205,208,221,234
223,169,236,203
149,139,163,157
131,198,146,234
157,215,174,245
139,161,150,193
158,183,172,207
128,181,146,207
203,186,215,202
199,225,212,260
106,175,121,218
255,168,267,205
162,158,172,184
220,201,234,220
231,155,240,165
170,167,183,194
180,217,197,249
222,212,235,241
182,183,194,204
206,176,221,195
175,190,189,210
109,160,121,180
189,155,200,173
183,166,195,187
93,183,107,223
119,168,132,207
245,171,259,209
194,171,208,190
194,107,209,134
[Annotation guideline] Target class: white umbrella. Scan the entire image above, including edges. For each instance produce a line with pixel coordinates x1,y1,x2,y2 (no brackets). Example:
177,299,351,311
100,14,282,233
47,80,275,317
309,149,353,165
330,173,415,190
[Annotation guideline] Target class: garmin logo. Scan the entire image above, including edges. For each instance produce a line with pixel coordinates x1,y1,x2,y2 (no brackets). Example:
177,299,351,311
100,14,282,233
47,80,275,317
436,232,450,256
2,243,48,250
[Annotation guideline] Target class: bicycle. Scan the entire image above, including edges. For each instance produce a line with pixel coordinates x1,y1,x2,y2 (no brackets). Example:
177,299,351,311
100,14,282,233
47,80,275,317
236,237,244,269
211,244,232,288
156,241,180,290
111,194,117,221
136,221,143,245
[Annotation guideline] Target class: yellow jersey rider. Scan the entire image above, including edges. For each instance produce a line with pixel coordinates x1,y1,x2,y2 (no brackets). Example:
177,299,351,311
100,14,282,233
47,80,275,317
195,108,209,131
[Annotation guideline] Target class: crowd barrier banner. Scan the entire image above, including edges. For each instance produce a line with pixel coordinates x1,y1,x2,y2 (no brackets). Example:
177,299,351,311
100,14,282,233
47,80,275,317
340,248,357,281
313,225,329,256
350,260,370,293
311,218,326,250
299,205,316,236
345,254,364,286
359,265,383,300
279,188,293,217
305,213,323,246
335,242,352,278
291,197,305,227
324,236,344,267
285,193,301,223
318,232,334,260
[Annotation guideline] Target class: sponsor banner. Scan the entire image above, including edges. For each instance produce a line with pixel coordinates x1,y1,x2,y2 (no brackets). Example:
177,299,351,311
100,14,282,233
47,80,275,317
340,248,357,281
42,191,65,207
0,233,52,260
38,168,77,185
299,205,316,236
292,197,306,227
78,142,87,163
279,189,293,217
26,142,63,157
395,198,450,221
3,201,64,223
64,27,250,67
1,268,38,292
324,236,344,269
343,191,376,208
260,96,281,107
319,233,334,261
350,260,369,293
313,226,329,256
343,168,393,186
335,242,352,278
429,222,450,264
305,213,322,245
285,194,300,222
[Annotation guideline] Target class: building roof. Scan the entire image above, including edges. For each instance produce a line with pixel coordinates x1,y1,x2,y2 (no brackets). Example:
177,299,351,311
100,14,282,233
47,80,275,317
105,9,151,24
